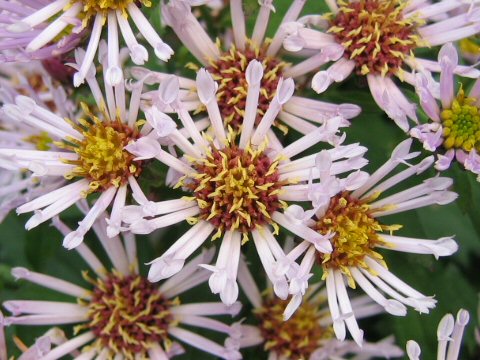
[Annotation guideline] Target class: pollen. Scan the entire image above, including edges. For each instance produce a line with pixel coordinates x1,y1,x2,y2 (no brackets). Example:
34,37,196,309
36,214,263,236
255,297,333,359
183,137,287,241
72,0,151,26
441,88,480,152
76,271,176,360
23,131,53,151
203,40,289,132
58,105,143,193
316,192,397,286
329,0,423,76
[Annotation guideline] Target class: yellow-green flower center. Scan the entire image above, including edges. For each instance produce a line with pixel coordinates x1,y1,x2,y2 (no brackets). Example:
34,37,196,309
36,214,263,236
76,272,176,360
24,131,53,151
441,89,480,152
316,192,399,287
58,106,143,193
328,0,424,76
255,297,333,359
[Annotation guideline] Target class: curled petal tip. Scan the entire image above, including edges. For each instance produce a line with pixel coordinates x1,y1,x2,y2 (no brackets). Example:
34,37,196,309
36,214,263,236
73,72,85,87
456,309,470,326
437,313,455,339
196,68,218,104
11,267,30,280
159,76,180,104
62,230,84,250
406,340,421,360
130,44,149,65
155,42,174,62
105,66,124,86
245,60,264,85
276,78,295,105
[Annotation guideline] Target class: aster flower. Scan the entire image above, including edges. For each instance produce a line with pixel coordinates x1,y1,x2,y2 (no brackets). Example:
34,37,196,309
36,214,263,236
283,0,480,132
0,1,81,63
121,65,368,306
132,0,361,138
2,214,242,360
283,139,459,345
1,0,173,87
410,43,480,180
0,61,75,222
232,257,404,360
406,309,470,360
0,61,75,115
0,50,151,248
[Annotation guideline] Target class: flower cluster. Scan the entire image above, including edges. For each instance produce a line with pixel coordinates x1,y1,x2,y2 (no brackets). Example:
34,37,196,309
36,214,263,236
0,1,477,359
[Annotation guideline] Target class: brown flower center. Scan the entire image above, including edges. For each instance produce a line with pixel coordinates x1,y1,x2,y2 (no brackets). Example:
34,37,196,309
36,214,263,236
203,40,288,132
329,0,423,76
78,272,176,359
181,141,287,241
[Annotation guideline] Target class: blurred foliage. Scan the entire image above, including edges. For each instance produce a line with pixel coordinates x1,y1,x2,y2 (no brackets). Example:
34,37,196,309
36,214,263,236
0,1,479,360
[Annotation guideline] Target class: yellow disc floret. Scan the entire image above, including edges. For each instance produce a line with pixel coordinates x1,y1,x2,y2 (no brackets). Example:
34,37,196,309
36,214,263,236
441,88,480,152
24,131,53,151
316,192,399,286
58,105,143,193
72,0,152,26
255,297,333,359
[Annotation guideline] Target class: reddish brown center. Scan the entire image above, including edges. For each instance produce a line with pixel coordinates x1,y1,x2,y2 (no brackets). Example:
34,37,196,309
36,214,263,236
329,0,421,76
206,42,288,131
186,144,285,237
82,273,175,359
